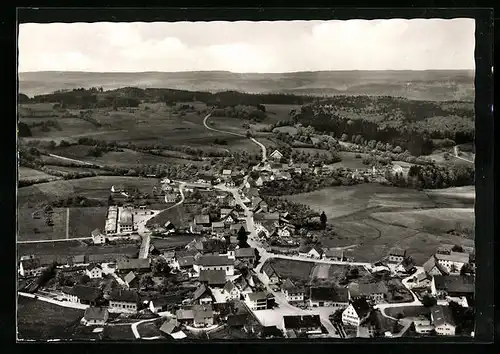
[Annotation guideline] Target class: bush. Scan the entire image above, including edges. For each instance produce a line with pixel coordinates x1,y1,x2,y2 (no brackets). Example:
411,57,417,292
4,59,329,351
355,153,362,158
422,294,437,307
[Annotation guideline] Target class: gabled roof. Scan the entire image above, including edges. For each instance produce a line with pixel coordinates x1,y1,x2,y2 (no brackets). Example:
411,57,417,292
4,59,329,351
63,285,102,302
261,262,278,279
431,305,456,327
283,315,321,330
432,275,475,294
91,229,103,237
193,304,214,320
423,256,448,275
160,318,179,334
176,309,195,320
310,287,348,302
246,291,268,302
177,256,195,267
235,247,255,258
435,252,469,264
192,283,212,300
84,307,108,321
230,223,246,231
227,313,248,326
388,248,406,257
196,255,233,267
350,297,372,318
223,281,237,293
124,271,136,285
86,263,102,271
199,269,226,285
20,257,42,270
109,289,139,303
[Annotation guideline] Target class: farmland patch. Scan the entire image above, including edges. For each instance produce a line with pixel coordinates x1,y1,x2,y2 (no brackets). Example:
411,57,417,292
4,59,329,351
267,258,314,282
17,207,67,242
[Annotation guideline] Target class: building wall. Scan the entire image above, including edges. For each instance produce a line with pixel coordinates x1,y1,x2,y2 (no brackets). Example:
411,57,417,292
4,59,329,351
389,255,404,263
64,294,80,303
435,323,456,336
86,268,102,279
247,299,267,310
437,260,465,274
285,292,304,302
110,301,137,312
196,264,234,276
310,299,348,308
342,305,362,327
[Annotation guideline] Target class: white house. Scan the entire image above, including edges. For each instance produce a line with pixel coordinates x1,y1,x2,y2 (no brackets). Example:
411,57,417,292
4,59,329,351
109,290,139,313
85,264,103,279
434,252,469,274
342,298,372,327
260,262,281,285
277,225,294,238
91,229,106,245
269,150,284,161
281,279,305,302
223,281,240,301
309,286,349,308
245,292,269,311
387,248,406,263
413,317,435,335
431,306,456,336
18,257,45,278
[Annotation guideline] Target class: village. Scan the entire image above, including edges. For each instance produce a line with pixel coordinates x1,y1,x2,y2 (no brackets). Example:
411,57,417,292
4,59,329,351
17,148,476,340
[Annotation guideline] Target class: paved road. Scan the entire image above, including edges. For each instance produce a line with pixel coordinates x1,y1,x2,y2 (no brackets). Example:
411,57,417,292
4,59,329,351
453,146,474,164
138,183,186,259
48,153,104,168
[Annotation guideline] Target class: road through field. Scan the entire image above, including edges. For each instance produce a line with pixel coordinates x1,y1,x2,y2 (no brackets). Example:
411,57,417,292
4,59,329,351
203,113,267,162
17,237,92,244
48,153,104,168
453,146,474,164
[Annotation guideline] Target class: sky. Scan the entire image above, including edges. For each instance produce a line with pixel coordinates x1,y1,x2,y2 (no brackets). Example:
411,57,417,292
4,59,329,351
18,19,475,73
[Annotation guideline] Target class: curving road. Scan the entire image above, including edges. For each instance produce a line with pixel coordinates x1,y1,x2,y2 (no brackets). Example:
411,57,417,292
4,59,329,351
203,113,267,162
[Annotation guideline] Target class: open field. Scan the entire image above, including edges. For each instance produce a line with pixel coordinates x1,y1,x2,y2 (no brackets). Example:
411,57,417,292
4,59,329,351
17,207,68,242
137,321,165,338
384,306,430,319
283,184,437,220
101,325,136,340
17,240,139,258
371,208,474,237
18,167,60,183
17,296,84,341
146,203,202,229
310,264,330,279
267,258,314,282
19,70,474,101
425,186,475,208
151,236,198,250
68,207,108,239
310,263,369,286
273,126,298,135
21,117,101,138
17,176,158,207
333,151,371,170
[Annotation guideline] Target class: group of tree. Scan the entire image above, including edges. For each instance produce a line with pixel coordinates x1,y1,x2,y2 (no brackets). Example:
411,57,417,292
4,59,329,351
27,120,62,132
50,195,106,208
18,122,32,137
211,105,267,122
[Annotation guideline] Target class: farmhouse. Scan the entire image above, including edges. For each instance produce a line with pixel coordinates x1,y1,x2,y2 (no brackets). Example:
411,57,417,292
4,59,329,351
244,292,270,311
434,252,469,274
298,245,323,259
278,279,303,302
105,206,119,235
192,304,215,328
85,264,103,279
194,215,211,227
223,281,241,301
91,229,106,245
230,223,247,235
62,285,102,305
414,272,433,288
194,255,234,276
81,307,109,326
177,256,195,270
18,257,45,278
357,282,388,304
160,318,180,336
342,298,372,327
387,248,406,263
222,212,238,225
396,257,417,274
109,289,139,313
283,315,322,335
309,286,349,308
260,262,281,285
431,275,475,299
245,177,257,189
270,150,284,161
430,306,456,336
277,225,295,238
123,271,138,288
201,238,227,255
117,258,151,273
199,269,227,287
423,256,448,276
165,193,177,203
322,248,344,261
192,283,213,305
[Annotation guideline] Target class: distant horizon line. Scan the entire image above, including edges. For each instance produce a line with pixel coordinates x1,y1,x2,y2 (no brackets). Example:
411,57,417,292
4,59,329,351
19,69,475,74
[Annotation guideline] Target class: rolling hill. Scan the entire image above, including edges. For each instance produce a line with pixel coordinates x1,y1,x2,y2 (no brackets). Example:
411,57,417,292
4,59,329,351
18,70,475,101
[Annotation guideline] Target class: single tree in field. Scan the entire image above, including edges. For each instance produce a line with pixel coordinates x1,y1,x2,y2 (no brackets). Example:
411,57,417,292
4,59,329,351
451,244,464,253
79,274,91,285
320,211,327,229
140,274,155,290
422,294,437,307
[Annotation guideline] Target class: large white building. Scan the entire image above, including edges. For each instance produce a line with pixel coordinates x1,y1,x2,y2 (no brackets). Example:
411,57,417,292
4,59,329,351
193,255,234,276
105,206,118,235
434,252,469,274
118,207,135,233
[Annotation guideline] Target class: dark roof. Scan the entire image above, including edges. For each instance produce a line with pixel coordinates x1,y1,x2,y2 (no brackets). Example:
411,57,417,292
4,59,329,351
359,282,388,295
84,307,108,321
261,262,278,278
20,257,42,270
196,255,233,266
298,245,312,253
246,291,269,302
310,287,348,302
260,326,284,338
199,269,226,285
351,297,372,318
86,263,102,271
431,305,456,327
433,275,475,294
400,256,416,270
389,248,406,257
63,285,102,302
91,229,102,237
178,256,195,267
223,281,237,293
283,315,321,330
423,256,448,275
109,289,139,303
235,247,255,258
124,271,136,285
176,309,195,320
202,239,227,253
117,258,151,271
192,284,212,301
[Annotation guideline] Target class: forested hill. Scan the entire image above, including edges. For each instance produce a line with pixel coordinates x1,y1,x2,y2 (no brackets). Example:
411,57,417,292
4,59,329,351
19,70,474,101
